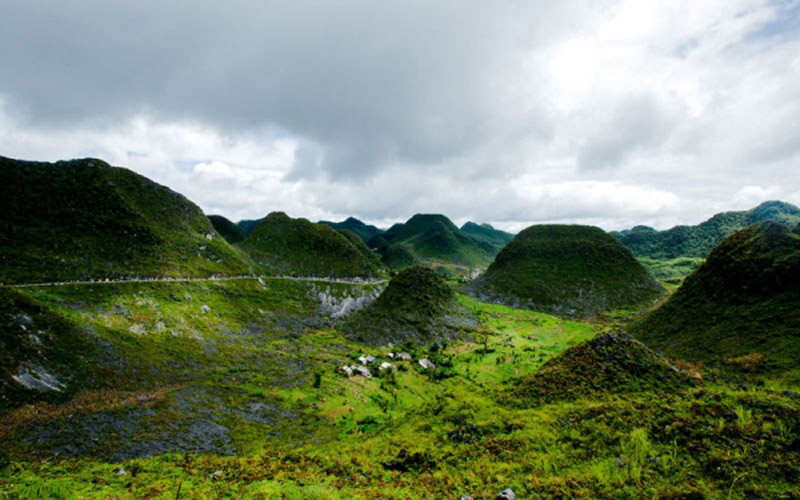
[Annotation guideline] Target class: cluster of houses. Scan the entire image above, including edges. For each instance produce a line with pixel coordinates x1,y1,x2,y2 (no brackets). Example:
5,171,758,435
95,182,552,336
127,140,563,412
341,351,436,378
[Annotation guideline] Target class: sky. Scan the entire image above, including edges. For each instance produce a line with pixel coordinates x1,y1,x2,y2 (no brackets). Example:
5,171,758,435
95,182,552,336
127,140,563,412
1,0,799,232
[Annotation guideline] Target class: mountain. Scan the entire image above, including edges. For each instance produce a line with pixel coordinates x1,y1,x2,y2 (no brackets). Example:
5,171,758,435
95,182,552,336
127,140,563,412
612,201,800,259
239,212,381,278
631,221,800,373
506,332,688,407
470,225,663,318
340,265,477,345
460,222,514,250
335,229,383,269
208,214,247,244
318,217,384,244
367,214,497,271
0,156,252,284
237,218,262,235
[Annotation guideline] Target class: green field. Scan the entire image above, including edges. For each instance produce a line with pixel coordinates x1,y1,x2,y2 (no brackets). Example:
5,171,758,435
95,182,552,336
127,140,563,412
2,276,799,499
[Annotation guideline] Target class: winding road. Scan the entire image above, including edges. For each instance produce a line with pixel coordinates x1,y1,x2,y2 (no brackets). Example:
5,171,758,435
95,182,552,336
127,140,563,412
0,275,388,288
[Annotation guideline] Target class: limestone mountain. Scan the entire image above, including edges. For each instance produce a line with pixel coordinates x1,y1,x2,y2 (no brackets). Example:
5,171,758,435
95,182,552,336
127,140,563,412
208,214,247,244
0,156,252,284
470,225,663,318
631,221,800,373
367,214,497,270
340,265,478,345
612,201,800,259
460,222,514,250
239,212,381,278
319,217,384,244
506,332,688,407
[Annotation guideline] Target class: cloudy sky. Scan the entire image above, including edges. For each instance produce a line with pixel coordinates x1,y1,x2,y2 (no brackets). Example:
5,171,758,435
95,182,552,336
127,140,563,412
1,0,799,231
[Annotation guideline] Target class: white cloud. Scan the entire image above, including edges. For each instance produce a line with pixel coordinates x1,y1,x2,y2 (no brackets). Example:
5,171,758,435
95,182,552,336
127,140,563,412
1,0,799,231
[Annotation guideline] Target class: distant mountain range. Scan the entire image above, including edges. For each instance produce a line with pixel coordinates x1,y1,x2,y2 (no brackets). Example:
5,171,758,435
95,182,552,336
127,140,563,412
611,201,800,259
318,217,384,243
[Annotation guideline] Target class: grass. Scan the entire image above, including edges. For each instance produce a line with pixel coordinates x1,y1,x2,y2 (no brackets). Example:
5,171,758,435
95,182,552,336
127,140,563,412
2,276,800,498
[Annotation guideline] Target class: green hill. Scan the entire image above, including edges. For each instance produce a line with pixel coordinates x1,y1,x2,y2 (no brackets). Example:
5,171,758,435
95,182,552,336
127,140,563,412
471,225,663,317
208,215,247,244
341,265,477,345
460,222,514,250
0,156,252,284
319,217,384,243
631,221,800,374
239,212,381,278
335,229,383,270
236,218,262,235
367,214,496,270
506,332,688,407
612,201,800,259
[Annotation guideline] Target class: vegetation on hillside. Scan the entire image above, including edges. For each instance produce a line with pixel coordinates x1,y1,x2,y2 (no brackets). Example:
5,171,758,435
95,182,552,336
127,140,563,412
208,215,247,244
612,200,800,259
367,214,497,271
0,156,252,284
239,212,382,278
319,217,384,243
460,221,514,249
341,265,477,345
471,224,664,317
631,221,800,377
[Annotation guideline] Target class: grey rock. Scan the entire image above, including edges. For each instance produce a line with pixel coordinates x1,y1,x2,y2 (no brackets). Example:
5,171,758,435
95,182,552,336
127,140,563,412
496,488,516,500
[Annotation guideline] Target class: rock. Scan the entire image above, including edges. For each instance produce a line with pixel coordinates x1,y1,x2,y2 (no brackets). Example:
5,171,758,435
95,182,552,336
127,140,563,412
205,233,214,241
396,352,412,361
379,362,395,371
496,488,516,500
358,355,376,365
387,352,395,359
341,366,354,377
184,293,193,302
117,467,127,476
419,359,436,370
691,372,703,382
354,366,372,378
200,304,211,314
460,497,475,500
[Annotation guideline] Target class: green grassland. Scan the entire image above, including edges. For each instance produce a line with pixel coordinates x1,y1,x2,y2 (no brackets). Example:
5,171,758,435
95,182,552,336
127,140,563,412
3,275,799,499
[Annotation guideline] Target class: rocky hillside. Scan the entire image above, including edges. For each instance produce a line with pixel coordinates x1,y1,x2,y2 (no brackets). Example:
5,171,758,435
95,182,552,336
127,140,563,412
506,332,689,407
612,201,800,259
471,224,663,318
239,212,382,278
0,156,252,284
341,265,477,345
631,221,800,373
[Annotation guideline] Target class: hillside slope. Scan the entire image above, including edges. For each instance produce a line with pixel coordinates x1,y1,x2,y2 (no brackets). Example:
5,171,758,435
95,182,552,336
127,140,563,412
631,221,800,372
612,201,800,259
507,332,688,407
239,212,381,278
208,215,247,244
461,222,514,249
0,156,252,284
341,265,477,345
319,217,384,243
367,214,496,270
471,225,663,317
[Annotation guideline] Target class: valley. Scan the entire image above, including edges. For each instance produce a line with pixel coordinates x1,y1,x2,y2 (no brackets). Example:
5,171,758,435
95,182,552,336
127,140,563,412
1,157,799,499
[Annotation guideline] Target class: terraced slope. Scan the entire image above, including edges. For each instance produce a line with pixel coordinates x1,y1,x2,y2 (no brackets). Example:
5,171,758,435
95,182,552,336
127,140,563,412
631,221,800,373
0,156,252,284
341,265,477,345
471,224,663,317
239,212,381,278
